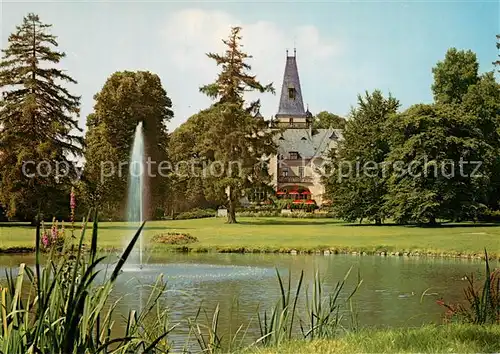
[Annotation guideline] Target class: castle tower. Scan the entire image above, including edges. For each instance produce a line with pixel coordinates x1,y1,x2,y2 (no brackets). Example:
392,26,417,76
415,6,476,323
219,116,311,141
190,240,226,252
275,49,312,128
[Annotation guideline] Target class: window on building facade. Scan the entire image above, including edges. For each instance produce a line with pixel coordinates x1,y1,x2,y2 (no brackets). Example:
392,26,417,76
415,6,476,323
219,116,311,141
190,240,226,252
288,87,296,99
289,151,299,160
281,167,289,177
299,166,304,178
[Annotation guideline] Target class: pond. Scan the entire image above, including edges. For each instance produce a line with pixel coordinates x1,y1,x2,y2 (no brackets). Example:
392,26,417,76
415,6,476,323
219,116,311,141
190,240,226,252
0,252,490,350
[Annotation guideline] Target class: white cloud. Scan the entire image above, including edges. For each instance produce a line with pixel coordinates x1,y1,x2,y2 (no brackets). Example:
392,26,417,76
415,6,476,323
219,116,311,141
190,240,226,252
161,8,348,129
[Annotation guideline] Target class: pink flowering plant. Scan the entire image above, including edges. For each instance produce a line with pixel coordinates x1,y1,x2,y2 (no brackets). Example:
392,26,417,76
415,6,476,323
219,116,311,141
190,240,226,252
41,217,66,252
70,187,76,237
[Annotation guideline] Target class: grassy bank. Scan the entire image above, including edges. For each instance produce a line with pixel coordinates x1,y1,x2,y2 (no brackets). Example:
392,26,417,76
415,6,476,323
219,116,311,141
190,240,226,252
250,324,500,353
1,217,500,258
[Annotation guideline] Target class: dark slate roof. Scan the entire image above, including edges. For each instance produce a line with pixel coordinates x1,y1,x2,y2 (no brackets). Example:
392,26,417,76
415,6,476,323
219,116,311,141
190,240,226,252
276,53,307,118
274,128,344,158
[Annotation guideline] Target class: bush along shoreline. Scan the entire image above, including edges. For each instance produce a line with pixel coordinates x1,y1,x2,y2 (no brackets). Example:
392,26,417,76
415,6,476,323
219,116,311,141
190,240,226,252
0,244,498,261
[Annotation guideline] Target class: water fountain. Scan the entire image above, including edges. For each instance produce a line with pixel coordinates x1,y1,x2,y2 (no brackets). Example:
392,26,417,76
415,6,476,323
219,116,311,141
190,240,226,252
126,122,144,268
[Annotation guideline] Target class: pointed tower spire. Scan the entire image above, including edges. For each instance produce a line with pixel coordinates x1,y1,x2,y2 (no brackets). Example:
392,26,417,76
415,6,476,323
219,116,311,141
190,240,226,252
276,49,306,118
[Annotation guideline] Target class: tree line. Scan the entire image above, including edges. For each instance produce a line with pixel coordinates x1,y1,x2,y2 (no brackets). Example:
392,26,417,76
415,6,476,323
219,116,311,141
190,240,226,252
0,13,499,224
0,14,277,223
324,47,500,224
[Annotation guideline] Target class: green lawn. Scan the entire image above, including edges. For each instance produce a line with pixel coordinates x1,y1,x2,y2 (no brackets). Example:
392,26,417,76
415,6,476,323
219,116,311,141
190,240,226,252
249,324,500,353
1,217,500,256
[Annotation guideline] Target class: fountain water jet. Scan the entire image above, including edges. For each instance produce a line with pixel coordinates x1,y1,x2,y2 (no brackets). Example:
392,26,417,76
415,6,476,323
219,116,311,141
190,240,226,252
126,122,145,268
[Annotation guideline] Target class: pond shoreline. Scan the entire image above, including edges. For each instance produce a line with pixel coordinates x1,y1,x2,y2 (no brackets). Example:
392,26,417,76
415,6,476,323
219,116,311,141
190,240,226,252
0,245,494,260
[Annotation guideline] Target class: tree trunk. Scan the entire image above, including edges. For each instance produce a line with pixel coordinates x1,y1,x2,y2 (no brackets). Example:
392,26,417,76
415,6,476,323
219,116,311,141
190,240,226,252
428,215,437,225
226,186,237,224
375,217,382,225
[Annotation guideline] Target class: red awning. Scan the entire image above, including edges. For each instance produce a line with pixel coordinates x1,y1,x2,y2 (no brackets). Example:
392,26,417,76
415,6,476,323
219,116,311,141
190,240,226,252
289,190,300,195
293,199,303,204
305,199,316,205
301,190,312,195
276,191,286,195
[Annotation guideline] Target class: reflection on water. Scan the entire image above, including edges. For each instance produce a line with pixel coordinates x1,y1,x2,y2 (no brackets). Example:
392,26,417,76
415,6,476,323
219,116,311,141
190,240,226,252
0,253,491,350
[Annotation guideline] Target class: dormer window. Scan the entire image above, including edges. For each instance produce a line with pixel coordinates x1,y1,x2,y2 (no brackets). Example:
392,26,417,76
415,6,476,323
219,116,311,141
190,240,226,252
288,87,296,100
289,151,299,160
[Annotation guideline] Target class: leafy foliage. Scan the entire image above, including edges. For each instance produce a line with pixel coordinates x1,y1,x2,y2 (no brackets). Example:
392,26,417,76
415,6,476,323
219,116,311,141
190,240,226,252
324,91,399,224
174,208,216,220
325,47,500,225
432,48,479,104
313,111,346,129
0,13,82,220
83,71,173,219
151,232,198,245
167,109,221,214
171,26,277,224
385,103,493,224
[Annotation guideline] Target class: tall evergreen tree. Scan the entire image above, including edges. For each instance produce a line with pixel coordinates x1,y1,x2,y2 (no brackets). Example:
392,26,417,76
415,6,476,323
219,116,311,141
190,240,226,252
0,13,82,220
83,71,172,220
197,26,276,223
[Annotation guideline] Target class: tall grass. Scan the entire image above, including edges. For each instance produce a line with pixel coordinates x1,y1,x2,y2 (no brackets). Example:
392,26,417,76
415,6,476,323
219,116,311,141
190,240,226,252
257,268,362,348
188,300,254,354
257,270,304,347
0,212,174,353
301,267,362,340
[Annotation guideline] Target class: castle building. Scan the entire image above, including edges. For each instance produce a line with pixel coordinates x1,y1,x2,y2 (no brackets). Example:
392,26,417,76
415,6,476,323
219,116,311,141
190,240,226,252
268,50,343,206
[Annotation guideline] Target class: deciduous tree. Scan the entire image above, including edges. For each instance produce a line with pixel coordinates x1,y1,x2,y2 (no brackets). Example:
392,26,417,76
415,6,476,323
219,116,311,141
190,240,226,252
432,48,479,104
313,111,346,129
324,91,399,224
385,103,493,224
83,71,173,219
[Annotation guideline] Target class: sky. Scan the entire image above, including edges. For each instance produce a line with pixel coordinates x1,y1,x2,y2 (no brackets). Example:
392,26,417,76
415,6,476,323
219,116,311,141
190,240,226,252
1,1,499,134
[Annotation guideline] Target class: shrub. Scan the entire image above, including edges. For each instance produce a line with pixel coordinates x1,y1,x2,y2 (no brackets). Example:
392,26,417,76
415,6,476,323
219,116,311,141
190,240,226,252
437,250,500,324
477,209,500,223
41,218,65,252
275,198,294,210
236,210,281,217
284,211,337,219
152,232,198,245
174,208,216,220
